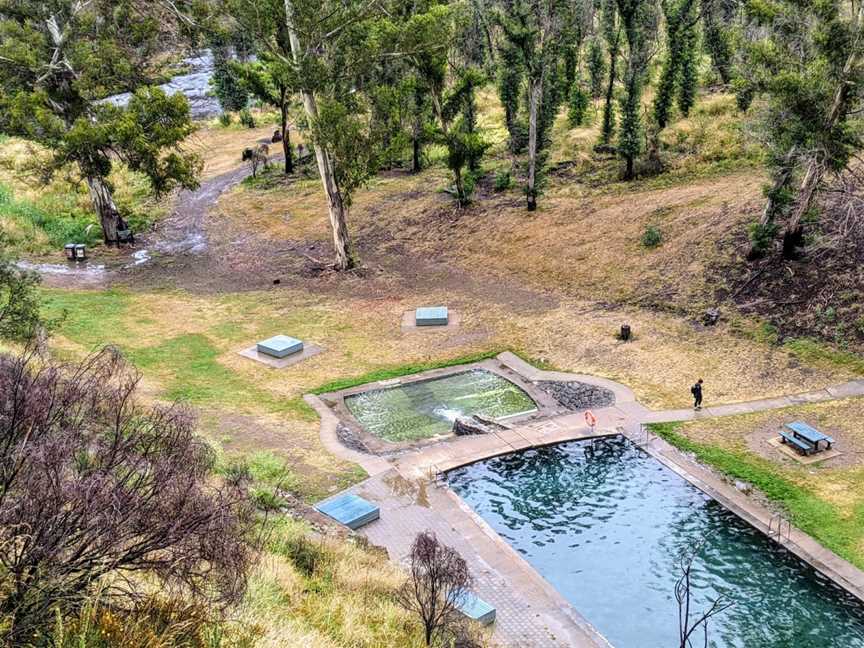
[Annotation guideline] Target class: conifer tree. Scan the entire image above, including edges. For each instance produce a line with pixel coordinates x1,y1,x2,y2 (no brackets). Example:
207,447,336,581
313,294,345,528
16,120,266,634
598,0,621,146
616,0,659,179
497,35,527,153
211,34,250,113
653,0,697,130
587,38,608,100
568,81,590,127
703,0,736,85
677,21,699,117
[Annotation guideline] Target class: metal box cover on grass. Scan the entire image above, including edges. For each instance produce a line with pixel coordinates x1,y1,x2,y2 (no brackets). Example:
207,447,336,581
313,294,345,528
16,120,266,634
415,306,449,326
314,493,380,530
256,335,304,358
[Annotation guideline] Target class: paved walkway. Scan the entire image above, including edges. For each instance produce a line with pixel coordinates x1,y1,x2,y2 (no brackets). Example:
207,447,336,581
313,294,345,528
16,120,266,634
642,380,864,423
312,351,864,648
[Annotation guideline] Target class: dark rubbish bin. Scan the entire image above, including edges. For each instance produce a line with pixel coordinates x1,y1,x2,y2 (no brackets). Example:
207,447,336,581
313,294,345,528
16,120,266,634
74,244,86,261
64,243,76,261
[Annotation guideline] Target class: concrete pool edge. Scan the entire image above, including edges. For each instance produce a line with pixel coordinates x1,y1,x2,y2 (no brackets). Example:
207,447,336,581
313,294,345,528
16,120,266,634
430,425,864,608
343,468,614,647
440,485,615,648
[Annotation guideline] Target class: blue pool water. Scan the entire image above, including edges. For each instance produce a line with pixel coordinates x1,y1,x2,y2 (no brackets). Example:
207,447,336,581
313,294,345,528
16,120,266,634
448,437,864,648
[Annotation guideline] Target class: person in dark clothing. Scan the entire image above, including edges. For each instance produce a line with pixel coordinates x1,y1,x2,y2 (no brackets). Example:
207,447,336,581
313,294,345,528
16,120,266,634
691,379,704,410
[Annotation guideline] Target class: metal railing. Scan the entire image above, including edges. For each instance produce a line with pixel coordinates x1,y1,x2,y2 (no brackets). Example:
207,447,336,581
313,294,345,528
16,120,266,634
425,463,445,486
768,512,792,543
635,423,654,445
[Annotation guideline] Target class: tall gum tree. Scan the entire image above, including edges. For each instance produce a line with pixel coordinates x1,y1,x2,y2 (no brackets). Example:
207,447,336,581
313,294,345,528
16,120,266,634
742,0,864,259
0,0,201,245
226,0,402,270
496,0,567,210
283,0,353,270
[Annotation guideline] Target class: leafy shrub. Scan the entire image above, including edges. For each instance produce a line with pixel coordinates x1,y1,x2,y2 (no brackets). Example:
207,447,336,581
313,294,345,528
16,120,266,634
0,246,45,342
567,82,590,128
239,109,256,129
753,321,780,345
267,520,329,577
252,487,287,512
641,225,663,248
747,221,779,255
509,120,529,154
494,170,512,191
218,112,233,127
0,348,256,643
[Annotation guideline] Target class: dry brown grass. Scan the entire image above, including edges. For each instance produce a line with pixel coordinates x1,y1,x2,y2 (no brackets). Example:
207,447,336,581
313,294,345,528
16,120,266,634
216,91,764,315
185,123,280,179
234,518,493,648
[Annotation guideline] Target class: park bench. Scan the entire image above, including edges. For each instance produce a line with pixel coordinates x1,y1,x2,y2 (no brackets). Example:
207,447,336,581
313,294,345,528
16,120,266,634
783,421,835,451
779,429,815,456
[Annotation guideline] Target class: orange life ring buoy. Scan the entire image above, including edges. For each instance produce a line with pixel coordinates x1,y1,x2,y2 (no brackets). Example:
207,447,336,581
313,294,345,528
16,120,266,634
585,410,597,428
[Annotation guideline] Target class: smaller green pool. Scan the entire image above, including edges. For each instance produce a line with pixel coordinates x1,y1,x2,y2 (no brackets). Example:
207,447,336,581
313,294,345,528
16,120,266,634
344,369,537,443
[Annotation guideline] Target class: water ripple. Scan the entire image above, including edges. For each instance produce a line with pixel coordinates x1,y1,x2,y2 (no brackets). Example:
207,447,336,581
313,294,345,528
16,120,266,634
448,437,864,648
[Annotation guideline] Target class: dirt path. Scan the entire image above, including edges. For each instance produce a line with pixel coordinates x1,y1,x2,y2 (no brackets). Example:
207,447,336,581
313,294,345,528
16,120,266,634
148,163,252,255
27,163,255,289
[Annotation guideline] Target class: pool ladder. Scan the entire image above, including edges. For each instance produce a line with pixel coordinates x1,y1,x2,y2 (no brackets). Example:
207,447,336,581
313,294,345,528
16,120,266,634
637,423,654,446
768,513,792,543
426,463,445,486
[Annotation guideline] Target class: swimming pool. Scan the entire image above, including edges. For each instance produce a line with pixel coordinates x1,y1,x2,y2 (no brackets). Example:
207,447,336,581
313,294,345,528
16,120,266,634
448,437,864,648
344,369,537,443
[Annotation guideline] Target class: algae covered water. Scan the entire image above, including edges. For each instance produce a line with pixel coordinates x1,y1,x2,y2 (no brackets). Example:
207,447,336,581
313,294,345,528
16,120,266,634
345,369,537,442
448,437,864,648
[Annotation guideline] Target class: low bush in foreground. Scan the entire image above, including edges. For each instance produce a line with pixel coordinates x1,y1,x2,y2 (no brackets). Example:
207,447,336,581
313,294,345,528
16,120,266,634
0,347,256,643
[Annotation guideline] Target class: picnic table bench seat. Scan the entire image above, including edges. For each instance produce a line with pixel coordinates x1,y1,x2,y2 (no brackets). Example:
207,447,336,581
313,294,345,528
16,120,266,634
779,429,815,456
783,421,835,449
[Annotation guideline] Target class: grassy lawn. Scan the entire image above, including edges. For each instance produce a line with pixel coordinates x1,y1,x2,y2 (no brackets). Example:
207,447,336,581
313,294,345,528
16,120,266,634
40,279,864,505
651,397,864,569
